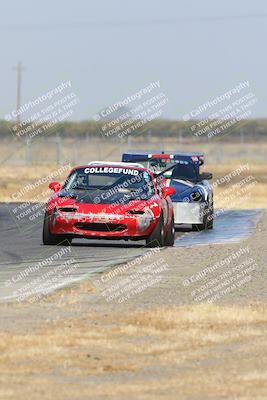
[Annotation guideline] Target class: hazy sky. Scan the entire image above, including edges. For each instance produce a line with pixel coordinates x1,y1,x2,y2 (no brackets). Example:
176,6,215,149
1,0,267,120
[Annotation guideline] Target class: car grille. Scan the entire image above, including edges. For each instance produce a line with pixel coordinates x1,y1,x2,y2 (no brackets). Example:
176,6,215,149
74,222,127,232
58,207,77,212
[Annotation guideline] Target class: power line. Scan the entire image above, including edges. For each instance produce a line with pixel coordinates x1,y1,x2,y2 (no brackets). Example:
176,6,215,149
1,13,267,30
0,62,26,165
12,62,25,136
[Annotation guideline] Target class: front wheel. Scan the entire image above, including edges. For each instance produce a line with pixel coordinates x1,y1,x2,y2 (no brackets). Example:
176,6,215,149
43,212,72,245
146,215,165,248
164,215,175,246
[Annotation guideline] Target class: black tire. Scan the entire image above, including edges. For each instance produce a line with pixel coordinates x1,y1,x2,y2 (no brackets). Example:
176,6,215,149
207,215,213,229
192,203,208,231
207,201,214,229
192,201,213,231
164,215,175,246
146,215,165,248
42,212,72,245
192,221,207,232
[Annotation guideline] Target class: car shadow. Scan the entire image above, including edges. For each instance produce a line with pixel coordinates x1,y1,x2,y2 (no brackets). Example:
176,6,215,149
175,224,193,232
71,240,146,249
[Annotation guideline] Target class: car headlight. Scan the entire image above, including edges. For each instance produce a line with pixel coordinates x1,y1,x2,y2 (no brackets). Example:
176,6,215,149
190,190,203,202
128,207,154,230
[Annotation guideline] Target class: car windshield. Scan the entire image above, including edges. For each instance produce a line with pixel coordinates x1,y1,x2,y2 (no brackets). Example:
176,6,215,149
62,166,155,203
126,158,198,181
171,163,198,183
133,158,177,178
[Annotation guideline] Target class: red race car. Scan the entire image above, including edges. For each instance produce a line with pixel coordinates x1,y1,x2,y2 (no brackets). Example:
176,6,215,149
43,162,176,247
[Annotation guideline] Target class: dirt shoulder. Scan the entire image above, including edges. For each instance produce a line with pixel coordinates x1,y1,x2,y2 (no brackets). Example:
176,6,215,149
0,211,266,400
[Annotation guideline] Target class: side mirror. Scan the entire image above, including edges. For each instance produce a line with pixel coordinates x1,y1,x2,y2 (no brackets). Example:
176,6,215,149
200,172,213,180
49,182,62,192
162,186,176,199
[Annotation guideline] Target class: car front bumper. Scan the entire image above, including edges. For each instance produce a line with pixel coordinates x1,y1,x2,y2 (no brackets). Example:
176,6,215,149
173,202,203,224
49,210,156,238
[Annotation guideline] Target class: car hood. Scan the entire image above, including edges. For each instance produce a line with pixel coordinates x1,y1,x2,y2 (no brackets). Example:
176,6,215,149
169,179,203,202
50,193,158,215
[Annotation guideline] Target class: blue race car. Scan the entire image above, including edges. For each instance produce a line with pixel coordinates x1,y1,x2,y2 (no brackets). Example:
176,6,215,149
122,151,214,231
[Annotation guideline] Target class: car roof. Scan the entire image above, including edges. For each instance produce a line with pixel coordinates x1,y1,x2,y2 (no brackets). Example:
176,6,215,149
88,161,145,168
122,150,204,156
70,162,150,173
122,151,204,165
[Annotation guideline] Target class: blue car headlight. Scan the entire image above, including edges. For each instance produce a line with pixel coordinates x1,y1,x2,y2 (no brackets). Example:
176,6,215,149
190,190,203,202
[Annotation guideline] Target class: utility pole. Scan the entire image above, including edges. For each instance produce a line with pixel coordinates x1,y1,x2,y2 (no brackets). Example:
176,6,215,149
13,61,25,136
240,127,244,144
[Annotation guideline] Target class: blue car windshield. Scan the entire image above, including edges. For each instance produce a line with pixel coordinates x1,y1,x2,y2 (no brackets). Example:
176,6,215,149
124,158,199,181
171,163,198,183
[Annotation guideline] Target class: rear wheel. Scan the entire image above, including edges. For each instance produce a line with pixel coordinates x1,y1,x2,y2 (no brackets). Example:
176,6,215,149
207,215,213,229
164,215,175,246
207,201,214,229
146,215,165,248
192,220,207,231
192,201,213,231
43,212,72,245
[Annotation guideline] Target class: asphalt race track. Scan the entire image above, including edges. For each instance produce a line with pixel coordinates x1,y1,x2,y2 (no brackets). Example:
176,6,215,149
0,203,262,302
0,203,148,302
174,209,263,247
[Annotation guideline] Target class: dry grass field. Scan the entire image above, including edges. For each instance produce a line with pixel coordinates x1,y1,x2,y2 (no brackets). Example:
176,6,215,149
0,139,266,202
207,163,267,209
0,303,266,399
0,159,266,208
